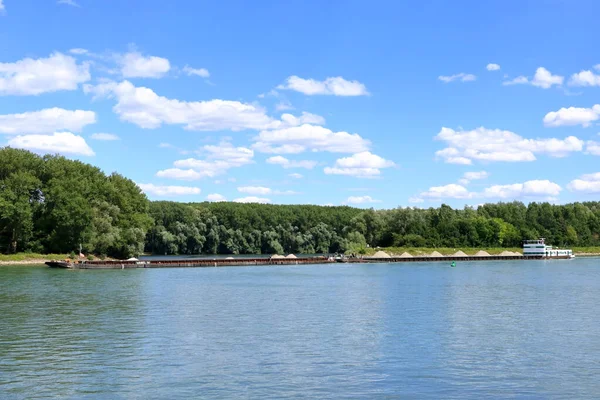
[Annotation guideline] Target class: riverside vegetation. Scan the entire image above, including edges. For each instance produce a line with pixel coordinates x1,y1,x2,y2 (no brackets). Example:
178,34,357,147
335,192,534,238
2,148,600,259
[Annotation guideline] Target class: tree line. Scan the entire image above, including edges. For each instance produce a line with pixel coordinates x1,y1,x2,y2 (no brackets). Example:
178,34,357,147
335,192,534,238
2,148,599,257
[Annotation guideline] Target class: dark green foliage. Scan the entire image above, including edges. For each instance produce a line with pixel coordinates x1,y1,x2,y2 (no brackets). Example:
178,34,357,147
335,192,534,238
2,148,600,256
0,148,151,257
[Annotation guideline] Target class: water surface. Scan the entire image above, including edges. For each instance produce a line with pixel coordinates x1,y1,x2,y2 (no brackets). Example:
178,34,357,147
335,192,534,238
1,259,599,399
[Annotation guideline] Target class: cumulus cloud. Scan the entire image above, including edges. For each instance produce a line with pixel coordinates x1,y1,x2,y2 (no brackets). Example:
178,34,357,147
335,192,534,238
237,186,296,195
266,155,317,169
137,183,201,196
206,193,227,202
586,141,600,155
568,69,600,87
253,124,371,154
156,141,254,180
84,80,319,132
482,180,561,199
0,0,5,13
0,108,96,134
238,186,271,195
346,195,381,204
417,180,562,201
324,151,395,178
502,67,563,89
289,173,303,179
435,127,583,164
233,196,271,204
438,73,476,83
420,184,473,199
90,133,119,141
7,132,95,156
277,76,369,96
69,48,88,55
458,170,489,185
0,52,90,95
183,65,210,78
118,51,170,78
486,63,501,71
567,173,600,193
543,105,600,127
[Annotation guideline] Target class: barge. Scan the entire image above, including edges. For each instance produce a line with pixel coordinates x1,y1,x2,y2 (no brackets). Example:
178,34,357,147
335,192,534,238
45,252,571,269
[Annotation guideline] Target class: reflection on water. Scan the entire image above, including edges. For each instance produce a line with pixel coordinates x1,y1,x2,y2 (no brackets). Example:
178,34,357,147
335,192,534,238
1,259,599,398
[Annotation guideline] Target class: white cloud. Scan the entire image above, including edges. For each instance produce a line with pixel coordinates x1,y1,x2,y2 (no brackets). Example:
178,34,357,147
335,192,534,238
346,195,381,204
567,173,600,193
7,132,95,156
0,52,90,96
157,141,254,180
137,183,201,197
280,112,325,126
238,186,271,195
486,63,501,71
277,75,369,96
543,105,600,127
438,73,476,83
275,101,294,111
266,155,317,169
586,141,600,155
183,65,210,78
458,170,489,185
0,108,96,134
482,180,561,199
85,80,311,132
502,67,563,89
418,180,561,201
420,184,473,199
90,133,120,141
0,0,5,13
156,168,204,180
253,124,371,154
119,51,170,78
435,127,583,164
57,0,80,7
289,173,303,179
503,76,529,86
324,151,395,178
236,186,297,196
207,193,227,202
69,48,88,55
568,70,600,87
233,196,271,204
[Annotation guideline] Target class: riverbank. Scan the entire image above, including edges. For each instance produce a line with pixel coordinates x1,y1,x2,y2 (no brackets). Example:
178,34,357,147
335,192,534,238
0,253,68,266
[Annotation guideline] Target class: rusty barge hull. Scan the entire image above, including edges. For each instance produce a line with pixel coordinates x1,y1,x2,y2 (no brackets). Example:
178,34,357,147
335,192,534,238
45,254,573,269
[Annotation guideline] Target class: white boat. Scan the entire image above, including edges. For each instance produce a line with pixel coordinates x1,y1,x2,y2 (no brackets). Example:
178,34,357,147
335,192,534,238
522,238,575,259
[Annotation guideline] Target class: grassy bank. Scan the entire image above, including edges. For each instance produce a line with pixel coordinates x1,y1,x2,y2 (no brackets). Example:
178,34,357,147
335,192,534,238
0,253,68,265
364,247,600,256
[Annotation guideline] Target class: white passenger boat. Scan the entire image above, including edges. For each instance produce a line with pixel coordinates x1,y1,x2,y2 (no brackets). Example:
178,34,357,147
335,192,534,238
522,238,575,259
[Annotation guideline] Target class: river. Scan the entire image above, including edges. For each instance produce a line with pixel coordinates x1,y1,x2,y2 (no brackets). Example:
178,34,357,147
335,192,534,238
1,258,599,399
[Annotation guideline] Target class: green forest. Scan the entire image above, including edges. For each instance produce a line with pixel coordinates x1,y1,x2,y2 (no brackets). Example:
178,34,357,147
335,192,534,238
2,148,600,257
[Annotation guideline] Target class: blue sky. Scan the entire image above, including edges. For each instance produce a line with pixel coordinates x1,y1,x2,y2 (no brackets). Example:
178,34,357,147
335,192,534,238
1,0,600,208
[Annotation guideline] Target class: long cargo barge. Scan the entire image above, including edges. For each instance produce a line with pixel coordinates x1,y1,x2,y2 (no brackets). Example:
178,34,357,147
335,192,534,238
45,254,572,269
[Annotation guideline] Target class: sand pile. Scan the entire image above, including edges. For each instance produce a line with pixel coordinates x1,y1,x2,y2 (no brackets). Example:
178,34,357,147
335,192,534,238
225,256,234,260
372,250,391,258
271,254,285,259
475,250,490,256
452,250,468,257
399,252,413,258
499,251,513,256
510,251,522,256
285,254,297,259
429,251,444,257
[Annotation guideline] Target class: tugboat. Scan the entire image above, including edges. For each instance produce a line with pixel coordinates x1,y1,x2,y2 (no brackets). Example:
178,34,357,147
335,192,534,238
522,238,574,259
